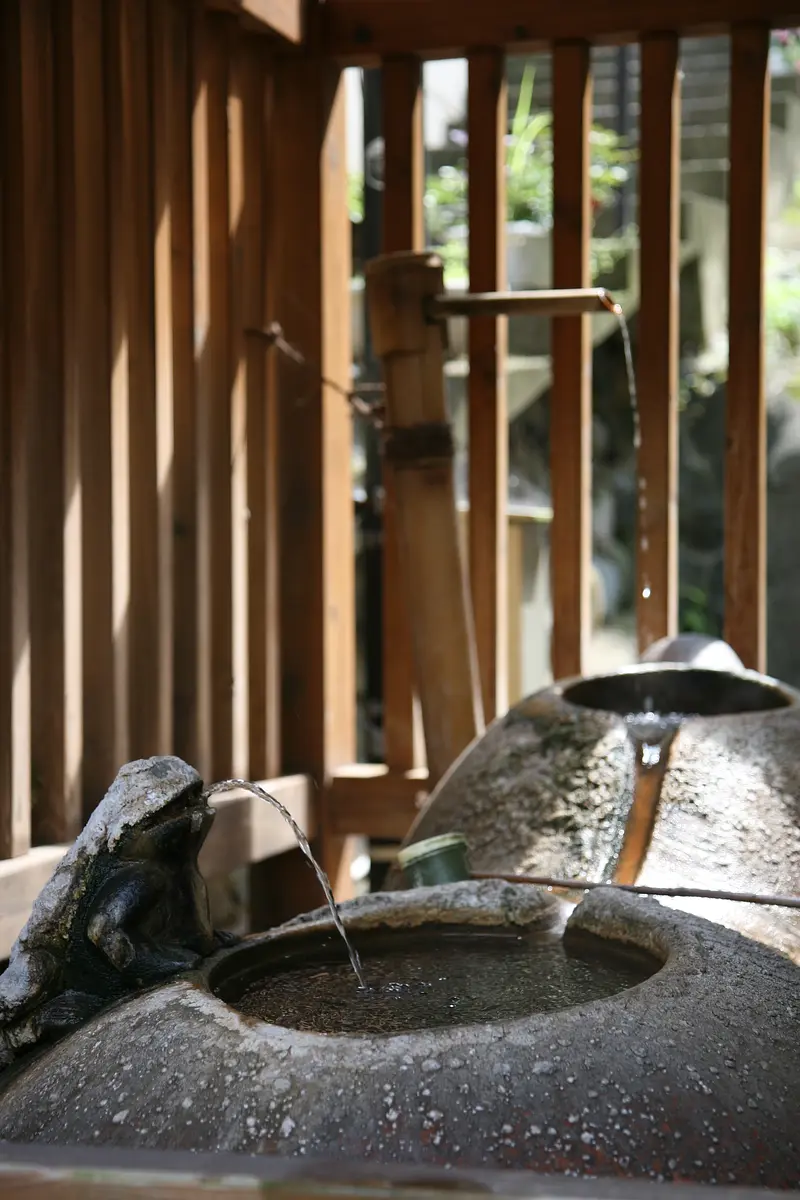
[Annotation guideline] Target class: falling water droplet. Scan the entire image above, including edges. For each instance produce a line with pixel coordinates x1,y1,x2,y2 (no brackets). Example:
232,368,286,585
616,307,653,612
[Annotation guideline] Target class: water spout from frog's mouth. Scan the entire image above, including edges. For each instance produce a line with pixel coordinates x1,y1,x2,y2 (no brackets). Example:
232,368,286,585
204,778,367,989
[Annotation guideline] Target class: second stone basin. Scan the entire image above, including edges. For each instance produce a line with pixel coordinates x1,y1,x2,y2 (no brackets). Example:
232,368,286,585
390,664,800,961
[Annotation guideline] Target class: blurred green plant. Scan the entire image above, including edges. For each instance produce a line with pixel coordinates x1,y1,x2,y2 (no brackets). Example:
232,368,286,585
424,66,635,245
349,65,635,285
679,584,720,637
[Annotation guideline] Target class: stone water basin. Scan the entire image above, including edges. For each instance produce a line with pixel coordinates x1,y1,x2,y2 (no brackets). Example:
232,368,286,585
0,879,797,1188
390,664,800,961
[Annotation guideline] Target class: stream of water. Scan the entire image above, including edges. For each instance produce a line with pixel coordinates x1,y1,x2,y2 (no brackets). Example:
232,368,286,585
205,779,367,989
615,309,652,603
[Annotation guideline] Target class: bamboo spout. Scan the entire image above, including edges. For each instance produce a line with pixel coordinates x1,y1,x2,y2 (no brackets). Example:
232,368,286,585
428,287,619,320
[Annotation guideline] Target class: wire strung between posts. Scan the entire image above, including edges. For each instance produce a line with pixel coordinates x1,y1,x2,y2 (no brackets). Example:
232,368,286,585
470,871,800,910
245,322,386,427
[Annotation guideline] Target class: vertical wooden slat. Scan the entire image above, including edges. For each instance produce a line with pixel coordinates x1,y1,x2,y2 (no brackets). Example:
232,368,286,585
0,0,32,858
261,63,281,780
21,0,68,843
151,0,176,756
56,0,83,832
234,42,279,780
194,12,233,781
60,0,114,817
725,24,770,672
168,0,198,767
126,0,161,759
637,34,680,656
468,48,508,721
107,0,130,767
228,27,249,780
551,41,592,680
381,56,423,770
107,0,161,764
273,57,355,899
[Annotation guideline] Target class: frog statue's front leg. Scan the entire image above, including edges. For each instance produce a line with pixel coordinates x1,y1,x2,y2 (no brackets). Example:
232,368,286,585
86,862,217,988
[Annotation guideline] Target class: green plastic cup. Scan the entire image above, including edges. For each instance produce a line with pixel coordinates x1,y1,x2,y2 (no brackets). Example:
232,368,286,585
396,833,471,888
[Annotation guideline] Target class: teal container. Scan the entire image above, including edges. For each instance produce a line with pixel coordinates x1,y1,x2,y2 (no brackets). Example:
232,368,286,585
396,833,471,888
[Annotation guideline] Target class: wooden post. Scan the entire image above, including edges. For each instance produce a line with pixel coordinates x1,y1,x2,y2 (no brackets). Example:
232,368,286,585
637,33,680,655
725,24,770,672
467,48,508,722
551,42,592,680
263,57,357,918
0,0,32,859
381,56,425,771
193,10,235,781
367,251,484,783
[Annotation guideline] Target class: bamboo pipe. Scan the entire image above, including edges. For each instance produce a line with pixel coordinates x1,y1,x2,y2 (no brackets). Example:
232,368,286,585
428,287,619,320
366,251,484,782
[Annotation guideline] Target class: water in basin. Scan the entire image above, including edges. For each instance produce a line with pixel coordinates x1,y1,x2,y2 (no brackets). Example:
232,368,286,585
220,928,659,1036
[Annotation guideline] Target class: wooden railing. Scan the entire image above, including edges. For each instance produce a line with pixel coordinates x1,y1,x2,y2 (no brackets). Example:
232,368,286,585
0,0,354,948
0,0,792,946
324,6,784,840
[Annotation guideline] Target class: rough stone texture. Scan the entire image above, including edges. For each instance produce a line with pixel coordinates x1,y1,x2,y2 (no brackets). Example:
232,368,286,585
0,756,223,1066
639,635,744,672
389,671,800,959
386,695,634,889
639,710,800,962
0,882,796,1189
274,877,566,937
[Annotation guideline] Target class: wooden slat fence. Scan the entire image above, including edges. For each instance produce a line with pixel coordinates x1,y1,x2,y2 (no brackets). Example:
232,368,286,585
0,0,354,936
328,9,786,835
0,0,790,926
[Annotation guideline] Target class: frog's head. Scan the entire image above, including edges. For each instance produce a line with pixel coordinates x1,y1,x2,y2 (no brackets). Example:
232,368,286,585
100,757,213,860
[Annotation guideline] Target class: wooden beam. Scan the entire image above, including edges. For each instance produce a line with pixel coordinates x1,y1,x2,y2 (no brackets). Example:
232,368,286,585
381,56,424,771
327,765,428,840
231,39,281,780
318,0,800,62
724,24,770,672
128,0,162,759
17,0,71,844
166,0,199,768
0,0,32,859
550,42,592,680
206,0,303,44
228,23,250,778
272,57,356,903
194,11,235,780
107,0,163,764
636,34,680,656
468,49,508,722
57,0,115,819
0,1147,769,1199
152,0,177,759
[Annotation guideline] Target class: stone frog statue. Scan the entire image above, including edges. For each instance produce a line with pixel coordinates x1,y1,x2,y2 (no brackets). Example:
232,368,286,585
0,755,236,1069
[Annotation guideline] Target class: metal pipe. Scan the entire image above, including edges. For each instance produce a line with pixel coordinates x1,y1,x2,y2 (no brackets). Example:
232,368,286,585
428,287,619,320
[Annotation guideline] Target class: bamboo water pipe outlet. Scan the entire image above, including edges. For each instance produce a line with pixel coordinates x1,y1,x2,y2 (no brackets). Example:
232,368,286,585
428,287,620,320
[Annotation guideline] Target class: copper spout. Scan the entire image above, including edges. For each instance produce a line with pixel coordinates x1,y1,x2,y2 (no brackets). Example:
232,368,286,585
428,287,619,320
